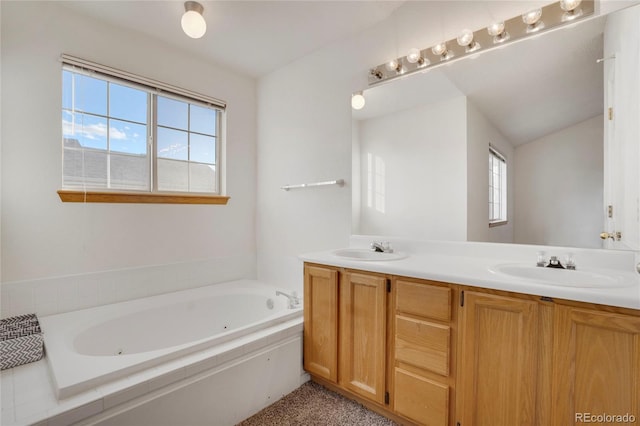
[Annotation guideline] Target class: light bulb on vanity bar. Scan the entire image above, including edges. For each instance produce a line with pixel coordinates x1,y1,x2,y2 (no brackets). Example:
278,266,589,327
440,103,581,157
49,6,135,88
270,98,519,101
560,0,583,21
487,21,509,43
385,59,401,73
522,8,544,32
457,29,480,52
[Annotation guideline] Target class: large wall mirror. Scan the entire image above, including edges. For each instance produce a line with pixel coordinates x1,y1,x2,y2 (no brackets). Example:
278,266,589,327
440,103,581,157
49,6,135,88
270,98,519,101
352,4,639,251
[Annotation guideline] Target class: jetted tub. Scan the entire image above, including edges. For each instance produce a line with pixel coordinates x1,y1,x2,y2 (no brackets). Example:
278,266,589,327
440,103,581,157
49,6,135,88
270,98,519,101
39,280,303,399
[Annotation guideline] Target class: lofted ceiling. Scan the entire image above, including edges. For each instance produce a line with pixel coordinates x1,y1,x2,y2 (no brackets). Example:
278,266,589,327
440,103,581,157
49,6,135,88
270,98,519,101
58,0,564,78
59,0,406,77
59,1,636,146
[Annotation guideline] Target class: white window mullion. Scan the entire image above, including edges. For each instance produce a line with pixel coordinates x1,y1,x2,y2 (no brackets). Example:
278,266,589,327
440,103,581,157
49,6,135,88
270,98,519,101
151,94,157,193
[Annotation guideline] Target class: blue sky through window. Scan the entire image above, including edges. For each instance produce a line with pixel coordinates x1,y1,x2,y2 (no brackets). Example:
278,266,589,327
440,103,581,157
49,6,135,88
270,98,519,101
63,71,147,155
63,71,216,161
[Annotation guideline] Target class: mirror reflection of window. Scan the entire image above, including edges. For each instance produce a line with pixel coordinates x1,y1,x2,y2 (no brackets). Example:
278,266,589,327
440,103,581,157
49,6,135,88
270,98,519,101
489,147,507,225
366,153,386,214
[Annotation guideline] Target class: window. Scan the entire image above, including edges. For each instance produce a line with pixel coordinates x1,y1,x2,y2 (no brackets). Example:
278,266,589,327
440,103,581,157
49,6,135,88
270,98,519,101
59,55,227,204
489,146,507,225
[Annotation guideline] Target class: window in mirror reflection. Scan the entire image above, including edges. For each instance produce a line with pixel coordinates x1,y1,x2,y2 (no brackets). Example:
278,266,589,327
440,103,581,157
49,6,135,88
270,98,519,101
489,147,507,226
366,153,386,214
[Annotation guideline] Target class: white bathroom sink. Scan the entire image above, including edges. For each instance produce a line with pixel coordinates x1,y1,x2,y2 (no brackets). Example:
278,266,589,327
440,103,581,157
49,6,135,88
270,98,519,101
488,263,635,288
332,248,407,261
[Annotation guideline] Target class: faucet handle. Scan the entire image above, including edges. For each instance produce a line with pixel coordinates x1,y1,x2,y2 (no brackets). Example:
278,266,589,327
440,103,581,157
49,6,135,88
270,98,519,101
565,253,576,270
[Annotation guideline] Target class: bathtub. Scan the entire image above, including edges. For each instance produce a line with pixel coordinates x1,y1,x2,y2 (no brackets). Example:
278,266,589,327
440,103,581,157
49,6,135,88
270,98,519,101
39,280,303,400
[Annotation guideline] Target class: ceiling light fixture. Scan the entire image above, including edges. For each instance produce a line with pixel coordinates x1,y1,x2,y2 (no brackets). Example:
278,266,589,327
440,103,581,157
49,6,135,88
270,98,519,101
366,0,594,86
351,91,366,110
181,1,207,39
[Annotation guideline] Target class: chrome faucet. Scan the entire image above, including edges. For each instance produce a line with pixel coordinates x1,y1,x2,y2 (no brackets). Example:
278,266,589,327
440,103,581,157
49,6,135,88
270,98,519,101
546,256,565,269
537,252,576,270
370,241,393,253
276,290,301,309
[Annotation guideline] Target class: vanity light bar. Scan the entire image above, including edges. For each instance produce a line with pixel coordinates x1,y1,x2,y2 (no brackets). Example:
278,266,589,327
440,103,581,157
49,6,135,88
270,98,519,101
367,0,594,86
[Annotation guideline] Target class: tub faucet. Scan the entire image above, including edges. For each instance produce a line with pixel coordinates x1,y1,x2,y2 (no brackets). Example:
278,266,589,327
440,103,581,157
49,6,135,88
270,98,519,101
276,290,301,309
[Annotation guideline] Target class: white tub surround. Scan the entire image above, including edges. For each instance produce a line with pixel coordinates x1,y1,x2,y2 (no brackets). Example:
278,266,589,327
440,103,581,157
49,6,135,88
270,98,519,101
2,281,304,426
300,236,640,310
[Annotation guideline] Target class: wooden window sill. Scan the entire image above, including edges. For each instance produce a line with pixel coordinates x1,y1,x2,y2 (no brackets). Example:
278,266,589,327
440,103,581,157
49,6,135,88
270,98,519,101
489,220,508,228
57,190,230,205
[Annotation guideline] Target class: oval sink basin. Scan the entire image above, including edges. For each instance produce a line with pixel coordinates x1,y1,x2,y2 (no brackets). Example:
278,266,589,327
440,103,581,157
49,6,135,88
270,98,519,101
488,263,635,288
332,248,407,261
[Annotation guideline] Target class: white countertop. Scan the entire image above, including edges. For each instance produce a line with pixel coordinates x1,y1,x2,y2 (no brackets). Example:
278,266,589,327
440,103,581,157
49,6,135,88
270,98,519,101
299,239,640,310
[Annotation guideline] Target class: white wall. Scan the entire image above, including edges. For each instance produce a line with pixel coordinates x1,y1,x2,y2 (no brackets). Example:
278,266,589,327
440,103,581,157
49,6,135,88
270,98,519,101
514,115,604,248
466,101,515,244
0,2,257,317
354,97,468,241
256,53,353,290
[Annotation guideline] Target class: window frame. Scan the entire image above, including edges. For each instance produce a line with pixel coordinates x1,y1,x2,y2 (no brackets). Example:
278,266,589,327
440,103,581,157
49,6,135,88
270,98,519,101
489,146,508,227
58,55,228,205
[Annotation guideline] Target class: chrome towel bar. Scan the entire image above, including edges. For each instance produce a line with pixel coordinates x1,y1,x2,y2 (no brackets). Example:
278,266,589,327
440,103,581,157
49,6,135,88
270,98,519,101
281,179,344,191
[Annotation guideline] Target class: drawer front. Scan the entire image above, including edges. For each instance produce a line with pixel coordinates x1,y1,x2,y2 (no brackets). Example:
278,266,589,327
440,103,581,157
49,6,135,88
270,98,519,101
396,280,451,321
395,315,450,376
394,368,449,426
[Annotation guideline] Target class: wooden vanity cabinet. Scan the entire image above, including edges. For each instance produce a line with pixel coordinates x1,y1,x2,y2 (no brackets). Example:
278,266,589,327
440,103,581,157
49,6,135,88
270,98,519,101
551,305,640,426
303,264,339,382
457,291,541,426
304,264,390,406
392,278,456,426
339,271,387,404
303,262,640,426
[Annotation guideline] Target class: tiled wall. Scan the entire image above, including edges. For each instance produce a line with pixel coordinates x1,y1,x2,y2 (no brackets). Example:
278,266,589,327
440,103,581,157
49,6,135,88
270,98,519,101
0,255,256,319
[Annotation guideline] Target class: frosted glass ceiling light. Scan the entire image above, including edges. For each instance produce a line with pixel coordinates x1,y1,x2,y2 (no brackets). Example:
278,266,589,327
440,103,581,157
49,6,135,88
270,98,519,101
487,21,510,43
457,29,480,53
522,8,544,33
182,1,206,39
351,92,365,110
560,0,583,21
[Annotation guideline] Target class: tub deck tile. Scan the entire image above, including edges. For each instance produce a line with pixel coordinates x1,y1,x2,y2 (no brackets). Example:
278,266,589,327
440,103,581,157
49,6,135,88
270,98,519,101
99,377,149,410
148,365,186,391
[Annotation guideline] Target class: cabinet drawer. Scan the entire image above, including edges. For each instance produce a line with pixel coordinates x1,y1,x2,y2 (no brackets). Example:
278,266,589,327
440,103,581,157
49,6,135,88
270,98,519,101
394,368,449,426
395,315,450,376
396,280,451,321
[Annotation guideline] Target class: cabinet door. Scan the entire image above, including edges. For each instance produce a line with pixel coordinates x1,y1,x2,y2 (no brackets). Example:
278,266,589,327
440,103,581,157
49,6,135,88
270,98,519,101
339,271,387,404
303,264,338,382
458,291,539,426
552,306,640,426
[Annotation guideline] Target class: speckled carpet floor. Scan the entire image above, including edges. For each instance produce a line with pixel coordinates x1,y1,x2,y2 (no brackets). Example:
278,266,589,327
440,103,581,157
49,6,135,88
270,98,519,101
237,381,399,426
